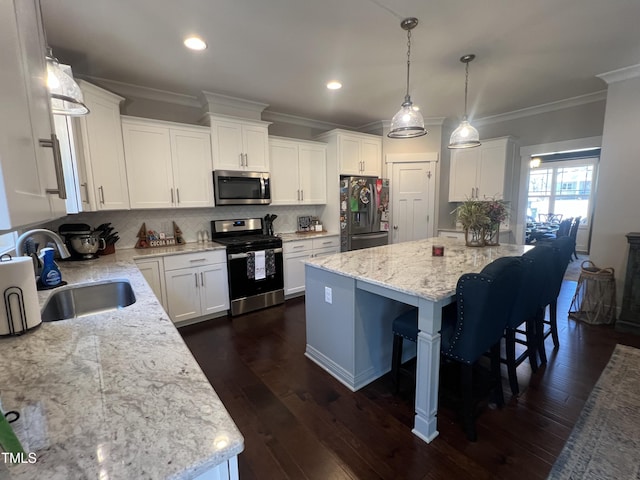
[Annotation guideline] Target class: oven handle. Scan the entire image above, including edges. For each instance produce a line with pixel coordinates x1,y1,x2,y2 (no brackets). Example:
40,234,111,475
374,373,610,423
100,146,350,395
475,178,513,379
228,248,283,260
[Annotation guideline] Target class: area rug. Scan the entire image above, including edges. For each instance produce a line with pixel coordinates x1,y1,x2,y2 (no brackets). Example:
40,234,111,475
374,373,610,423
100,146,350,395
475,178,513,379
547,344,640,479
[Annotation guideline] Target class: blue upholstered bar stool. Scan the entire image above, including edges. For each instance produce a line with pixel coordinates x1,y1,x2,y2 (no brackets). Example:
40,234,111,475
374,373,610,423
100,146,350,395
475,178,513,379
391,256,524,441
503,246,556,396
536,236,575,364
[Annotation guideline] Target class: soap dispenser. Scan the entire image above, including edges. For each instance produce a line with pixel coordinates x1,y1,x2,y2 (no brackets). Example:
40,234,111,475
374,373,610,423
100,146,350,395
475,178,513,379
39,247,62,288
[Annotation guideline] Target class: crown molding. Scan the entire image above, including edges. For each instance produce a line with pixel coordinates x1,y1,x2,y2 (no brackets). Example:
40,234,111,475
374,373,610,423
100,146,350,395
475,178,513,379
199,91,268,117
80,75,201,108
597,64,640,84
261,110,350,131
474,90,607,127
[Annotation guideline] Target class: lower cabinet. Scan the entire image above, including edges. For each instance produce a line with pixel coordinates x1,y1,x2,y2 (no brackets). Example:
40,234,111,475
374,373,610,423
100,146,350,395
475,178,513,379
134,257,167,310
284,236,339,296
163,250,229,323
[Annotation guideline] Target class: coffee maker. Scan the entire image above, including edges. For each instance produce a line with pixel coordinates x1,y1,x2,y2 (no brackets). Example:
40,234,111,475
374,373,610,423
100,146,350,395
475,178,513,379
58,223,103,260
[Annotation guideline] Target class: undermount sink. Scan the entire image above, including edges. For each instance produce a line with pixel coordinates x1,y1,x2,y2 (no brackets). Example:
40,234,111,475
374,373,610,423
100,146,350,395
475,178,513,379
41,280,136,322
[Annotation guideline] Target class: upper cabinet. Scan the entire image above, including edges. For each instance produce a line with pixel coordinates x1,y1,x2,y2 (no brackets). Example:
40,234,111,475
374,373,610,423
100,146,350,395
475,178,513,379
0,0,69,230
315,129,382,177
448,136,518,202
122,116,213,209
269,137,327,205
203,114,270,172
74,80,130,211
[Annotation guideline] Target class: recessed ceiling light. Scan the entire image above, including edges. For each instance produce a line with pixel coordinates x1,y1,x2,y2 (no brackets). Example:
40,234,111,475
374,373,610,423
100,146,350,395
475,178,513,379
184,36,207,51
326,81,342,90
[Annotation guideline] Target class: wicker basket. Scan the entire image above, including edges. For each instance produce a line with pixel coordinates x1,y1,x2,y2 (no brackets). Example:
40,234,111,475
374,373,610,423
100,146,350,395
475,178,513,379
568,261,616,325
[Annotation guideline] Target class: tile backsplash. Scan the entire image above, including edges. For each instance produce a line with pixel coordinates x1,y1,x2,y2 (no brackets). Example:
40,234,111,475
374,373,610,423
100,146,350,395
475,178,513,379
43,205,323,249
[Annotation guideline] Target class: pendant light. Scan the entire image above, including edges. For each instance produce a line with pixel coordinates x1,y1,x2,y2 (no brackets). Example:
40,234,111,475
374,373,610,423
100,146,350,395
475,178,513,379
448,54,480,149
387,17,427,139
46,47,89,116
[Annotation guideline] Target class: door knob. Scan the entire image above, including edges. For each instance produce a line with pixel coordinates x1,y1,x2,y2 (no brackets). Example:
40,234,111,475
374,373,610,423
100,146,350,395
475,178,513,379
393,225,398,230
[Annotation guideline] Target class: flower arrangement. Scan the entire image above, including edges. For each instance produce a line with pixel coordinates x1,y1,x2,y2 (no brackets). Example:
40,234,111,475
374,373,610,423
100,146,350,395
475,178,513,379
452,198,509,247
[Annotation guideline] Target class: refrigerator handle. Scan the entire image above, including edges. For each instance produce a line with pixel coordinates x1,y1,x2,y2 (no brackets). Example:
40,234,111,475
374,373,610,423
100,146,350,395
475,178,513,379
369,181,375,230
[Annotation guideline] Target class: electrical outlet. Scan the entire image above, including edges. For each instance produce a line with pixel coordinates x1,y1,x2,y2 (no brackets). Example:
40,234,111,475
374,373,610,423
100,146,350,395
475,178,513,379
324,286,332,304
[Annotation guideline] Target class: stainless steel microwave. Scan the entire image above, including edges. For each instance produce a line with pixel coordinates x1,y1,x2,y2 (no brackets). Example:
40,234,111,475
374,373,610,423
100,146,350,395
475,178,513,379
213,170,271,205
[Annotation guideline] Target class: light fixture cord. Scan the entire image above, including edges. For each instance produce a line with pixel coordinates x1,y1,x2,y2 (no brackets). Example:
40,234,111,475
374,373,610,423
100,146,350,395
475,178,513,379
405,29,412,99
463,61,469,118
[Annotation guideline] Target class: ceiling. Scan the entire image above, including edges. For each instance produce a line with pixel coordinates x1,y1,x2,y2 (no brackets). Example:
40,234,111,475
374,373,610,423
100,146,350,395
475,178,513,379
41,0,640,129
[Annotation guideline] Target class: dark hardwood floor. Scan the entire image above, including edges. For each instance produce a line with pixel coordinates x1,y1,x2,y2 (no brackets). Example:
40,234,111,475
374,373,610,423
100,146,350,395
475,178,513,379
179,279,640,480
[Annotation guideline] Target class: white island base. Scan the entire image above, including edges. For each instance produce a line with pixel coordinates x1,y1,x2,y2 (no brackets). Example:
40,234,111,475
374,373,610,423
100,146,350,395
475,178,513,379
304,265,449,443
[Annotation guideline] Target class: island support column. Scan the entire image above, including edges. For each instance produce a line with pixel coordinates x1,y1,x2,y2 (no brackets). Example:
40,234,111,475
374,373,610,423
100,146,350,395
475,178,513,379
413,297,447,443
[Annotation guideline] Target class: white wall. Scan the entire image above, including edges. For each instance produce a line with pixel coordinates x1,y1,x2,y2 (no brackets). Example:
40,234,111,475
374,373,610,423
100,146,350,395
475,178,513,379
589,67,640,313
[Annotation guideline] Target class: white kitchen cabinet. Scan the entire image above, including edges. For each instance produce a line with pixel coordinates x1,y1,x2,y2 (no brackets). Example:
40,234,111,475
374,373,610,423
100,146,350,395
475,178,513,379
315,129,382,177
283,236,339,296
74,80,130,210
164,250,229,323
448,136,517,202
122,116,213,209
135,257,167,310
0,0,69,230
270,137,327,205
204,114,270,171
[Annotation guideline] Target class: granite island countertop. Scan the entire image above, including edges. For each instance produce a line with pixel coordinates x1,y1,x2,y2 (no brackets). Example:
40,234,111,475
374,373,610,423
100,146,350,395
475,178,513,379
304,236,531,302
0,244,242,480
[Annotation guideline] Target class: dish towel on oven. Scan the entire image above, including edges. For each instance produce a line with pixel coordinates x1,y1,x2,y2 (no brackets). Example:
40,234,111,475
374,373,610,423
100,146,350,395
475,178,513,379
247,250,276,280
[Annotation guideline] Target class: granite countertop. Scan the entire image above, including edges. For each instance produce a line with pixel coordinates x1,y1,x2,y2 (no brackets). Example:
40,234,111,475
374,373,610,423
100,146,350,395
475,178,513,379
304,236,530,302
0,246,243,479
277,231,339,242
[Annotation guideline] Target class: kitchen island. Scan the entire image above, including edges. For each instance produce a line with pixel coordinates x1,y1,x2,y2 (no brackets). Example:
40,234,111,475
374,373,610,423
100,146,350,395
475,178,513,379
0,245,243,479
303,236,530,443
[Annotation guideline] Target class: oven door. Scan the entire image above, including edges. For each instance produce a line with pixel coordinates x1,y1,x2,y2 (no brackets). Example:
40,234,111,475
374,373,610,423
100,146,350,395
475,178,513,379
227,247,284,308
214,170,271,205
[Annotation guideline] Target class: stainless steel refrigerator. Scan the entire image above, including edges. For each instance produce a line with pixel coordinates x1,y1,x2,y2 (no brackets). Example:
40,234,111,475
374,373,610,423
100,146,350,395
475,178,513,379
339,176,390,251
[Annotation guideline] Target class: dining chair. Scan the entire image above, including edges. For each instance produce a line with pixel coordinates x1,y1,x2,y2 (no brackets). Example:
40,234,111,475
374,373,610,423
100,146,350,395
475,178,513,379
502,246,556,396
391,256,524,441
536,236,575,363
568,216,582,260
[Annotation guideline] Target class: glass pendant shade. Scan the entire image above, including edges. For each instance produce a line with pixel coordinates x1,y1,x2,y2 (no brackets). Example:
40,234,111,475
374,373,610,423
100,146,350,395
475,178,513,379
387,17,427,139
448,117,481,148
388,95,427,138
46,49,89,116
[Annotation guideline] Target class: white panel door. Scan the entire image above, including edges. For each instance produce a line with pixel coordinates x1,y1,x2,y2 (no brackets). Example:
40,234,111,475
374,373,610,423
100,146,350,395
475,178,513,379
171,128,213,208
242,124,269,171
391,163,435,243
199,264,229,315
338,135,361,175
477,144,507,200
122,121,173,209
449,148,479,201
299,144,327,204
165,267,201,323
269,140,300,204
211,119,244,170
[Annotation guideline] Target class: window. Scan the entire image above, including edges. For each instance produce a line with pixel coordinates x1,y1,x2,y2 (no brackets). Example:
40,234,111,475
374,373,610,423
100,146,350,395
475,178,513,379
527,158,598,225
0,231,17,255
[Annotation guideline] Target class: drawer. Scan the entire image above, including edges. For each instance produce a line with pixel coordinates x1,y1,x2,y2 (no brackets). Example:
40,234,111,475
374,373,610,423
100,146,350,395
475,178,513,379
312,236,340,249
311,246,339,258
283,239,312,254
438,231,465,240
163,250,226,271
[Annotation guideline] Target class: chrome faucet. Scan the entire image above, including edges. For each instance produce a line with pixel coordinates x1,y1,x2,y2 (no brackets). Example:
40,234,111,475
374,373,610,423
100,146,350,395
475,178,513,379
15,229,71,259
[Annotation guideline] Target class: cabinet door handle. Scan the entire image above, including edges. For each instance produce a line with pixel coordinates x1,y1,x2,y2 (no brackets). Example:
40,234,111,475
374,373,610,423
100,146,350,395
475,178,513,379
200,272,204,287
80,183,90,204
297,190,300,201
99,186,105,204
195,273,198,288
40,134,67,199
171,188,174,204
301,190,304,201
176,188,180,204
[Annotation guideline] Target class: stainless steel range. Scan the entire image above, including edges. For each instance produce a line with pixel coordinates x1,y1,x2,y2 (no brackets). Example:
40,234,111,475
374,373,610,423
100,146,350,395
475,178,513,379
211,218,284,316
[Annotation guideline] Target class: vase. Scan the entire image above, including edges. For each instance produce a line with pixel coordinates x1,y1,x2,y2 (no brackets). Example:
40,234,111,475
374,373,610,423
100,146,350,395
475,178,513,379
464,227,485,247
484,223,500,246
